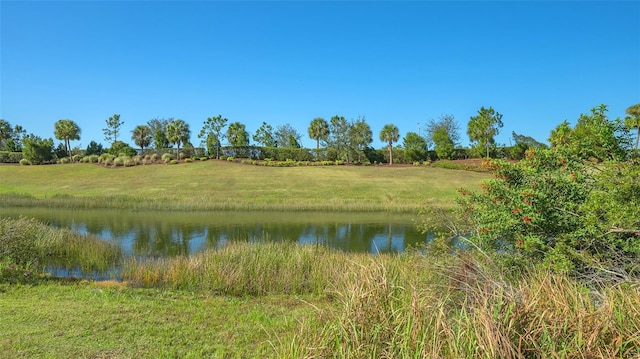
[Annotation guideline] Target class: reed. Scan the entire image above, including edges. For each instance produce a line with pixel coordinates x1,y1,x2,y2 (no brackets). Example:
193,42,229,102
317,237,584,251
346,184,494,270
123,241,357,295
0,217,121,281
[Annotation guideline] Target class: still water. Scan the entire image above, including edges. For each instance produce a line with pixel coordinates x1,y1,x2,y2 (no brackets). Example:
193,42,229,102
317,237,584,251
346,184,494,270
1,207,432,257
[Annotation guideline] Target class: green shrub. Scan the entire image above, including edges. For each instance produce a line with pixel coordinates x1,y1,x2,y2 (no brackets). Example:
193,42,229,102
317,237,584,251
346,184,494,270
18,159,31,166
457,148,640,275
151,153,160,162
0,151,24,163
226,156,235,162
199,157,208,161
72,154,82,162
58,157,70,164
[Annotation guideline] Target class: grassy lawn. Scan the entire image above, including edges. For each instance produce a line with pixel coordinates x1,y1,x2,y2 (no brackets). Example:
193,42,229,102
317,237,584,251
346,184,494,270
0,280,326,358
0,161,490,212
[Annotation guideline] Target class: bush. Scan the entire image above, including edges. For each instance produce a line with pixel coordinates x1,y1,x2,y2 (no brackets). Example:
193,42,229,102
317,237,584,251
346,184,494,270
58,157,70,164
19,159,31,166
457,148,640,276
161,153,174,163
0,151,23,163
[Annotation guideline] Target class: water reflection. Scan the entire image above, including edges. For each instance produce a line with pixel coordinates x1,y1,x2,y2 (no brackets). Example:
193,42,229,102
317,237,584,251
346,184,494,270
1,208,428,256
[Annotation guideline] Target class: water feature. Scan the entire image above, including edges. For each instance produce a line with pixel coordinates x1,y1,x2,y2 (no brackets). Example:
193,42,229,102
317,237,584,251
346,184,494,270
1,207,431,258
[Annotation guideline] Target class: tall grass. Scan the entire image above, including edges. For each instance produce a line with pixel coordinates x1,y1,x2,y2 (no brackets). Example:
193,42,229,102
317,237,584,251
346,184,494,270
119,241,640,357
287,252,640,358
0,217,122,281
123,242,355,295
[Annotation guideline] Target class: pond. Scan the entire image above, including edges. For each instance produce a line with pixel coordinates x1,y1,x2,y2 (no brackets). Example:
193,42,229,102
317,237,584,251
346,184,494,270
1,207,433,258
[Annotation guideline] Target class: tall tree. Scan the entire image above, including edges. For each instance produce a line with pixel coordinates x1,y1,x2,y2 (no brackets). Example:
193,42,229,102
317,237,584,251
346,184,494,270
198,115,228,158
308,117,330,149
275,124,302,148
426,114,460,149
349,118,372,163
432,127,455,160
467,106,503,158
0,120,26,152
53,119,81,160
252,122,276,147
379,124,400,165
328,115,350,162
166,119,190,159
625,103,640,151
103,114,124,144
147,118,171,149
131,125,153,155
403,132,428,162
22,134,54,164
0,120,12,150
226,121,249,147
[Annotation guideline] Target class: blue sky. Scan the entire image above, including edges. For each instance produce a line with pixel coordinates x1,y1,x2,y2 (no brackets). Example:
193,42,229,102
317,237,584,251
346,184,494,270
1,1,639,150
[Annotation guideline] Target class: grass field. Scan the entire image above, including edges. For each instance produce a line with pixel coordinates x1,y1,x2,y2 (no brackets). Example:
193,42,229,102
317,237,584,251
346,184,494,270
0,161,490,212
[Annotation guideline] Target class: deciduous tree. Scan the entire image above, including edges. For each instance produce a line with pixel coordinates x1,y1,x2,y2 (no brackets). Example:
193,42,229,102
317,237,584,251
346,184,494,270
349,118,373,163
403,132,428,162
275,124,302,148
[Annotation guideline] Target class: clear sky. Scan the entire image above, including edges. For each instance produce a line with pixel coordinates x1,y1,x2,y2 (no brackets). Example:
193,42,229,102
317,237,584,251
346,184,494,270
1,1,639,150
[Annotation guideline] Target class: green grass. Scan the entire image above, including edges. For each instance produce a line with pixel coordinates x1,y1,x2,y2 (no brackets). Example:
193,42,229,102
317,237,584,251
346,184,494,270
0,281,326,358
0,161,489,212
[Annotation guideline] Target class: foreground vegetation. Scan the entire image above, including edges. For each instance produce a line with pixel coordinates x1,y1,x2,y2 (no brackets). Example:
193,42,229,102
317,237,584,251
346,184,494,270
2,235,639,358
0,160,489,212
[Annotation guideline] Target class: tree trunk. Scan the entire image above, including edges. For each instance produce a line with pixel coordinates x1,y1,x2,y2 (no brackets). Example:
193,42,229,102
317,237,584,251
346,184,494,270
388,143,393,165
635,128,639,151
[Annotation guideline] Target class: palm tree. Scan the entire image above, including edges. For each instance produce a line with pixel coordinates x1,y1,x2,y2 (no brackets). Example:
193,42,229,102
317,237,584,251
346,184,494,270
131,125,152,155
379,124,399,165
53,119,81,160
167,119,190,159
625,103,640,151
308,117,330,150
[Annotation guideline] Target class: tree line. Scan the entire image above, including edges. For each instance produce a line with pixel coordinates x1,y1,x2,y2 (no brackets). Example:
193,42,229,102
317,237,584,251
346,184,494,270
1,103,638,165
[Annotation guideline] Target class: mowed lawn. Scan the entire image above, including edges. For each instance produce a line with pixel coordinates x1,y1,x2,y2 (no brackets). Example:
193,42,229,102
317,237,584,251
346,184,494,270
0,161,490,212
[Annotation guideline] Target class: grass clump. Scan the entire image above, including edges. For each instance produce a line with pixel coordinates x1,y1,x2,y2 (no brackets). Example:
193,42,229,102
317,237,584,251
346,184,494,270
286,251,640,358
0,217,122,282
123,242,352,296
